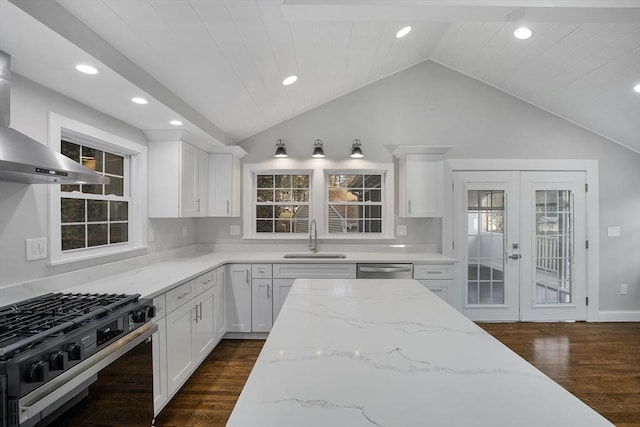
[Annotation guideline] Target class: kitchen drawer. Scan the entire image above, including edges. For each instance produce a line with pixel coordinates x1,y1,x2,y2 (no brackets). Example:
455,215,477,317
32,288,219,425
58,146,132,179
166,280,195,313
273,263,356,279
252,264,272,279
195,269,216,294
152,294,167,319
416,279,450,303
413,264,453,280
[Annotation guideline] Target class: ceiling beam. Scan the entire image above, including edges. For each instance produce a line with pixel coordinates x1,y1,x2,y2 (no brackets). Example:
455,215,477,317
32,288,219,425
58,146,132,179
9,0,235,146
282,1,640,23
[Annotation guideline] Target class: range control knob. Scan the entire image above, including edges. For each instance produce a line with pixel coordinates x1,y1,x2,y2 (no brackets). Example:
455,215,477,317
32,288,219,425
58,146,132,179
25,361,48,383
67,343,83,361
49,351,67,371
131,309,147,323
146,305,156,319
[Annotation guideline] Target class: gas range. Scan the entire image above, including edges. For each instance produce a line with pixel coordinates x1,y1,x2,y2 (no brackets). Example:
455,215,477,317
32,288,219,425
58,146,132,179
0,292,155,427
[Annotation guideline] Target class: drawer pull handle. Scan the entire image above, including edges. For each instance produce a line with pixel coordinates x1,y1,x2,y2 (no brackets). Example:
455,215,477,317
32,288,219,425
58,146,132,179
426,271,443,274
177,290,191,300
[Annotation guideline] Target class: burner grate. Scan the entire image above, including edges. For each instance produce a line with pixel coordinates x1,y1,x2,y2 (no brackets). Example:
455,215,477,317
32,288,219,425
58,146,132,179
0,292,140,360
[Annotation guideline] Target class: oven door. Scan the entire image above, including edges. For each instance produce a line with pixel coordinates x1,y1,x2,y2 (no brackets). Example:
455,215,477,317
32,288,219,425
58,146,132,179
18,322,157,427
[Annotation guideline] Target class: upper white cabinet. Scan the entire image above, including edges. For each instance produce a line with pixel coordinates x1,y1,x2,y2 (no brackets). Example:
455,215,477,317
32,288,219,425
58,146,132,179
394,146,453,218
208,147,246,217
148,139,208,218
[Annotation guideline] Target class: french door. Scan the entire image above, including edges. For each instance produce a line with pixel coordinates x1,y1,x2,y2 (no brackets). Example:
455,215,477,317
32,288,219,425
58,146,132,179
453,171,586,321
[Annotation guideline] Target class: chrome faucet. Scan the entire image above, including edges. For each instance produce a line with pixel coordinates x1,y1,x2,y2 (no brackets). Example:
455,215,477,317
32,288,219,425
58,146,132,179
309,219,318,253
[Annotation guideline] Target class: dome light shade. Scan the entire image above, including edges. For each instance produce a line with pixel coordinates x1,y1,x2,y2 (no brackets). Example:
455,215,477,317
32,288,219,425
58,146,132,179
312,139,325,158
396,26,412,38
350,139,364,158
274,139,288,158
514,27,532,40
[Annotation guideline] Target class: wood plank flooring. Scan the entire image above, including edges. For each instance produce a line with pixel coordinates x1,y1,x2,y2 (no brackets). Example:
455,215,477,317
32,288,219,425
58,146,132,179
156,323,640,427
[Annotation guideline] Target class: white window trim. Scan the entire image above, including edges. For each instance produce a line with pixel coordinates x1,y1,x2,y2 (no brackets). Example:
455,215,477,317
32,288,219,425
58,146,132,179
48,113,148,265
243,161,394,240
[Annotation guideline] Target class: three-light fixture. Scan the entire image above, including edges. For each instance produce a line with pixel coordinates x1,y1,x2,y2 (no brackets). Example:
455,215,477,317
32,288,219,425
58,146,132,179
274,138,365,159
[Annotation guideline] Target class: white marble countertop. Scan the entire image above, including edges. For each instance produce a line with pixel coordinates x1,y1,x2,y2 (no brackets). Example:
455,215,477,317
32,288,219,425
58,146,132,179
0,250,456,305
227,279,613,427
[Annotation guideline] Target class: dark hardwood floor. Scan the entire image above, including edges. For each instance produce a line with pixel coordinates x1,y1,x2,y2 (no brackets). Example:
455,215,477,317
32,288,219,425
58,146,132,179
156,323,640,427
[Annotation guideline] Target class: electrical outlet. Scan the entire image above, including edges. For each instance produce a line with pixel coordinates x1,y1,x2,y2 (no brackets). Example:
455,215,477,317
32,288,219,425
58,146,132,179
621,284,628,295
26,238,47,261
396,225,407,236
230,225,241,236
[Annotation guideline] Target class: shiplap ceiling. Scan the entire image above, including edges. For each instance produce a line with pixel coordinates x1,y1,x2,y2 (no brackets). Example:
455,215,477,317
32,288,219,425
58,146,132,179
2,0,640,152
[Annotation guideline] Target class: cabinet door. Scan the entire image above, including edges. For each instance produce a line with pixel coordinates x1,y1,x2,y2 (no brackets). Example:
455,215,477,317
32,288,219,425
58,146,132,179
215,267,226,339
251,279,273,332
402,154,443,217
273,278,295,321
198,148,208,216
193,286,216,361
152,316,167,416
180,141,200,217
226,264,252,332
166,300,195,395
208,153,233,216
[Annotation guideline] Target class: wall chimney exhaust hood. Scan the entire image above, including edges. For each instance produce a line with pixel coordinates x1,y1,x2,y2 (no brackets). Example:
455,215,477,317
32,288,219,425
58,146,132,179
0,50,109,185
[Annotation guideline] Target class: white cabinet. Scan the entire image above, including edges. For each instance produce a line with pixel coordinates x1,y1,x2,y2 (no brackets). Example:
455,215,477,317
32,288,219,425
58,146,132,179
193,285,216,360
251,278,273,332
394,146,452,218
152,295,167,416
165,287,196,396
414,263,454,304
226,264,252,332
148,140,208,218
208,147,245,217
272,263,356,279
273,278,294,321
215,266,226,340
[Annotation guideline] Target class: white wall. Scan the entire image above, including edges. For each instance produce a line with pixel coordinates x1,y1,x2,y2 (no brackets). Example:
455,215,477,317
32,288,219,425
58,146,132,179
234,60,639,313
0,75,195,287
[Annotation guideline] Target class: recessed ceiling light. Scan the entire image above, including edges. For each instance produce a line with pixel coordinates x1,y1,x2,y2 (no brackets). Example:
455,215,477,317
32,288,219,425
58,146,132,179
514,27,532,40
396,26,412,39
131,97,148,105
634,83,640,93
282,75,298,86
169,120,183,126
75,64,99,75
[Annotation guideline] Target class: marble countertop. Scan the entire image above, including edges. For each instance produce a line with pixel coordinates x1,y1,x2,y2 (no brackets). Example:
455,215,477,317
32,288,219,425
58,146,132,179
0,250,456,305
227,279,613,427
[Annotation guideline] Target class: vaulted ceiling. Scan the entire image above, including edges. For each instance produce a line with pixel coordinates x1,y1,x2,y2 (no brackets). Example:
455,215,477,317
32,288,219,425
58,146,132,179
1,1,639,152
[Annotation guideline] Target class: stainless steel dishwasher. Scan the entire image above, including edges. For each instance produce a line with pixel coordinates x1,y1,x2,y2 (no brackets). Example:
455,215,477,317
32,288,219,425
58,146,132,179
356,263,413,279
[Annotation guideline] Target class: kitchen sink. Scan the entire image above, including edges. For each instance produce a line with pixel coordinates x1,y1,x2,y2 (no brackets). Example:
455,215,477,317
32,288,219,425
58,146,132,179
283,253,347,259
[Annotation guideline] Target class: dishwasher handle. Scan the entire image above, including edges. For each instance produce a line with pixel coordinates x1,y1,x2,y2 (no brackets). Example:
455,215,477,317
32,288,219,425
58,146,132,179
358,266,412,274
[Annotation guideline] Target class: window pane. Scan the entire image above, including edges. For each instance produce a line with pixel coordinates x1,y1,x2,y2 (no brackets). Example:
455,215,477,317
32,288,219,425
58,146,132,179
292,205,309,218
87,200,108,222
347,189,362,201
364,175,381,188
256,220,273,233
367,220,382,233
256,205,274,219
257,189,273,202
328,187,346,202
62,225,85,250
61,198,85,223
82,184,103,195
275,206,292,219
274,175,291,188
105,177,123,196
274,189,291,202
292,175,309,188
88,224,108,247
491,192,503,208
257,175,273,188
328,174,345,187
364,189,381,202
468,190,478,208
61,184,80,193
364,205,382,218
292,220,308,234
292,190,308,202
110,223,128,244
82,147,103,172
61,141,80,162
105,153,123,176
110,201,128,221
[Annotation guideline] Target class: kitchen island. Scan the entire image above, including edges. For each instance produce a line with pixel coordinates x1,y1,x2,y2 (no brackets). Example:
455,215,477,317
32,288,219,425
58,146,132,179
227,279,613,427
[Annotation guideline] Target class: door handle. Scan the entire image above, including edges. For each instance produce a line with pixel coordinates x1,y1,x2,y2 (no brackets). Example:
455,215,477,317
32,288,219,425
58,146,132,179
508,254,521,260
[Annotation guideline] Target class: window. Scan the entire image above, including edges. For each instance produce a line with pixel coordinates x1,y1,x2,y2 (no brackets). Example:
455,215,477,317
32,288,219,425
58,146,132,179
255,172,311,234
468,190,504,233
60,141,129,251
326,173,383,234
48,113,147,264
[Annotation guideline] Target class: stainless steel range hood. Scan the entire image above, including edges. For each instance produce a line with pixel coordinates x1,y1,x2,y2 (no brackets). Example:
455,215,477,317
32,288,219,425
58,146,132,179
0,50,109,185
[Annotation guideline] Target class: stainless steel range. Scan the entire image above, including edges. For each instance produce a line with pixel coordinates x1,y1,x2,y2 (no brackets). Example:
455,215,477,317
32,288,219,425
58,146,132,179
0,292,156,427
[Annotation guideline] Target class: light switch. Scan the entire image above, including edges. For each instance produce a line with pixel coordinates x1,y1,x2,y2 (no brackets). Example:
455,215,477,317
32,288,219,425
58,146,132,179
26,238,47,261
607,226,621,237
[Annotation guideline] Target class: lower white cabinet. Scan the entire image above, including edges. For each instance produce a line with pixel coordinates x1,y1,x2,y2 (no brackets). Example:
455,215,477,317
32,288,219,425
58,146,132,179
152,295,167,416
273,278,294,321
251,278,273,332
166,293,196,396
193,286,217,360
413,263,454,304
215,266,226,340
226,264,252,332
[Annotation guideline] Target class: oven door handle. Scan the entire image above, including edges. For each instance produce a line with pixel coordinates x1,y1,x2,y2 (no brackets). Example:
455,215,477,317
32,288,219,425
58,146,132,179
18,322,157,425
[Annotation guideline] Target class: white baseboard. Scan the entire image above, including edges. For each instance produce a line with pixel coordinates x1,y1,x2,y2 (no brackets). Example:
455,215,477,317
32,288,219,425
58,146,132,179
224,332,269,340
593,310,640,322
